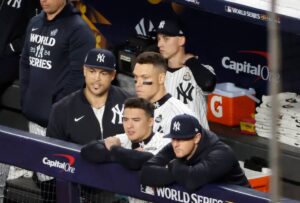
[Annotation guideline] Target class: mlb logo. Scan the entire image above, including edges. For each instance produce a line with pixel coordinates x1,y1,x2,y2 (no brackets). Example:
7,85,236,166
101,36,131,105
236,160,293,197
140,184,155,196
225,6,233,13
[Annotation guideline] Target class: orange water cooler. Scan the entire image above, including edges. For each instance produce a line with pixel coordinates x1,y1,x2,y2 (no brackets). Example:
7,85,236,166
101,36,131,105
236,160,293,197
207,83,257,126
240,161,270,192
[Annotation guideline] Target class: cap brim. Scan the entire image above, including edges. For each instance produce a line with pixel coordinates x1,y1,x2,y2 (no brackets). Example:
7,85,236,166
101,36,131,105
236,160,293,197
164,133,173,139
84,64,115,72
164,133,195,140
156,30,184,37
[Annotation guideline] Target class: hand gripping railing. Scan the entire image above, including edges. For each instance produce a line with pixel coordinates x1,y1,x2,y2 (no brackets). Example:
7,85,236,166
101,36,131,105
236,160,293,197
0,125,299,203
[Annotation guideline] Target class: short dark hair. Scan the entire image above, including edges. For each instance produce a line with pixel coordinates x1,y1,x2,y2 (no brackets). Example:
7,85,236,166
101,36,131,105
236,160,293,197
135,51,167,72
124,97,155,118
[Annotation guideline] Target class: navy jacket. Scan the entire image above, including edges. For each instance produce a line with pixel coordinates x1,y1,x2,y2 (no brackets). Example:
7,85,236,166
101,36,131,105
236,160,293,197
46,86,131,145
20,4,95,127
141,128,250,192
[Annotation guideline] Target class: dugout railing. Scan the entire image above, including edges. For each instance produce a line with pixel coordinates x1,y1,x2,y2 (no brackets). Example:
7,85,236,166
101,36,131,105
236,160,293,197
0,125,299,203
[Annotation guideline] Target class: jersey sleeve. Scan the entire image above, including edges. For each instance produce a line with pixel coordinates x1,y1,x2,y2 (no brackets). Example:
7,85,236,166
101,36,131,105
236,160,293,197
80,140,112,163
46,102,68,141
110,146,153,170
140,144,175,187
168,144,237,192
185,57,217,93
115,133,132,149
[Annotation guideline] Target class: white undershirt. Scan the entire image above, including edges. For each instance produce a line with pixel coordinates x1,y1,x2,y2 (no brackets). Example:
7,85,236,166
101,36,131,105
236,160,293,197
92,106,105,139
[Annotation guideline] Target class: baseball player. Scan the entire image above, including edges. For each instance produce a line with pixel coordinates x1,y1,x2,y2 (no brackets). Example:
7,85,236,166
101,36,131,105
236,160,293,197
81,97,170,169
141,114,250,192
20,0,95,135
47,48,131,143
19,0,95,200
156,19,217,129
81,97,171,203
44,48,131,202
133,51,208,134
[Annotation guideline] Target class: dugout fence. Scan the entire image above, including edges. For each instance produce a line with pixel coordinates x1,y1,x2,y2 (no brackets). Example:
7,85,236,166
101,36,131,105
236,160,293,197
0,125,299,203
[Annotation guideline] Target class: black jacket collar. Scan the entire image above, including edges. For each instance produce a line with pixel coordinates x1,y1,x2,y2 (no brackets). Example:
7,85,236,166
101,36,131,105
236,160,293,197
80,86,114,106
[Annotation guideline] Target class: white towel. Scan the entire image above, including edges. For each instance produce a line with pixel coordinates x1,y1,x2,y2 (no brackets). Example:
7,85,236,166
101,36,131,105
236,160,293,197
279,136,300,148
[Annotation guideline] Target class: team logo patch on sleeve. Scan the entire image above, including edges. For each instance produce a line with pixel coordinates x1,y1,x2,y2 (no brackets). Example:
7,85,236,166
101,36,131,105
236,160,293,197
140,184,155,195
155,114,162,123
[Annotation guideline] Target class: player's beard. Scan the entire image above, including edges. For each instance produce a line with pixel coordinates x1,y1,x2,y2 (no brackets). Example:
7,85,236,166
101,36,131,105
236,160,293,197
86,82,109,98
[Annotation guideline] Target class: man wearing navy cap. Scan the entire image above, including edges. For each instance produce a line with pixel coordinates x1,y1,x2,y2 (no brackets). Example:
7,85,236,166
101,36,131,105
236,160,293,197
141,114,250,192
47,48,131,144
44,48,131,201
156,19,217,130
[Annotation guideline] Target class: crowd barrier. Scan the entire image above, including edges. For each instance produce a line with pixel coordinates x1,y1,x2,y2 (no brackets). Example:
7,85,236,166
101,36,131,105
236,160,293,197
0,125,299,203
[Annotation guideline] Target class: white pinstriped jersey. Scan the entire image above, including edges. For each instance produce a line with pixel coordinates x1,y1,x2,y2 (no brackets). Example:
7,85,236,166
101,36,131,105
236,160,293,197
115,133,170,203
115,132,170,155
152,94,198,134
165,66,209,129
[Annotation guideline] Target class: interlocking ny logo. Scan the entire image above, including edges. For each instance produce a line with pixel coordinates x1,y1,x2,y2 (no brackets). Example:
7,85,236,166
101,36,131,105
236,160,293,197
158,21,165,29
97,53,105,63
111,104,124,124
177,83,194,104
7,0,21,8
35,45,44,58
173,121,180,131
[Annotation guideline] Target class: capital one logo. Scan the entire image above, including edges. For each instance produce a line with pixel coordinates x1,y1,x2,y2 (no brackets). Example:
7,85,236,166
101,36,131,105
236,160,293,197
97,53,105,63
42,154,76,174
173,121,180,131
210,95,223,118
222,50,270,82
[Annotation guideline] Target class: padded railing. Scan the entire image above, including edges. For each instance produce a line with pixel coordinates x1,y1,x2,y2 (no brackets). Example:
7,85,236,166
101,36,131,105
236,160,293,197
0,125,299,203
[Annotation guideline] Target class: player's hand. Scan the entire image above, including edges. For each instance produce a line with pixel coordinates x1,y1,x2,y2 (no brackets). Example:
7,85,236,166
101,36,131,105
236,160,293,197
135,147,144,152
104,136,121,150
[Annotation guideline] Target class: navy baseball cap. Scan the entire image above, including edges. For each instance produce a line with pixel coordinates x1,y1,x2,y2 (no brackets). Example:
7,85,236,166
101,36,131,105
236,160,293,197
164,114,202,139
156,19,184,36
84,48,116,71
